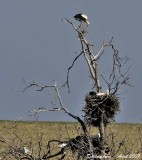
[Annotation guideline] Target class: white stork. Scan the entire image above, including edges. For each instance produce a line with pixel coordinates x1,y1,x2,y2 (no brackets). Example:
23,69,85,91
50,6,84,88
96,90,109,96
74,13,90,25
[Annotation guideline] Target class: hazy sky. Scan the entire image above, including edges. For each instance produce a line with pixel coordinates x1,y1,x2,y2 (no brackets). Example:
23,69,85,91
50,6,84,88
0,0,141,123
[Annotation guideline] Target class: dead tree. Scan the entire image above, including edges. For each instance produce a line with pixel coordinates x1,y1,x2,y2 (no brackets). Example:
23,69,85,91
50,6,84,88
0,14,131,160
61,17,131,158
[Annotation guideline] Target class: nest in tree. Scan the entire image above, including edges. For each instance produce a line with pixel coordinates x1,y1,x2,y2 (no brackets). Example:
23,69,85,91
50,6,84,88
83,91,120,127
66,135,99,157
62,134,110,158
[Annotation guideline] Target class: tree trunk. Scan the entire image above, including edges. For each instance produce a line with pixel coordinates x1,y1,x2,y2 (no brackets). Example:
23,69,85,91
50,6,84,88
99,111,105,153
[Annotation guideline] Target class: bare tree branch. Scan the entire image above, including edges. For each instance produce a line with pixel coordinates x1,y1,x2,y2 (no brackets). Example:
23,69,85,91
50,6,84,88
61,51,83,93
20,81,88,135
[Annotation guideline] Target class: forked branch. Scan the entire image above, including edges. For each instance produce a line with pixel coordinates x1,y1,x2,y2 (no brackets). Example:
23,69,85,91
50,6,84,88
20,80,87,134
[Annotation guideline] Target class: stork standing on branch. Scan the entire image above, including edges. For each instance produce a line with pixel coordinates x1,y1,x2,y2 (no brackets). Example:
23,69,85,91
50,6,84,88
74,13,90,26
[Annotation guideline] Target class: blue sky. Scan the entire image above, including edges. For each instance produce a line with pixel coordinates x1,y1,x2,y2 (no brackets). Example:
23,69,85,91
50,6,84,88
0,0,141,123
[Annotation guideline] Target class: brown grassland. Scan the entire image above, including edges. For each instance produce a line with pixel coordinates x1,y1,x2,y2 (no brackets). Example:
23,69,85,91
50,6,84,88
0,121,141,159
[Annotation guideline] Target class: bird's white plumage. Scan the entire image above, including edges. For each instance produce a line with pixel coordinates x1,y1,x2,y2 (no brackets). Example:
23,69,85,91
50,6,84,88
23,147,31,155
94,133,100,139
81,14,88,20
96,90,109,96
97,92,105,96
58,143,67,148
106,90,109,96
74,13,90,25
80,14,89,25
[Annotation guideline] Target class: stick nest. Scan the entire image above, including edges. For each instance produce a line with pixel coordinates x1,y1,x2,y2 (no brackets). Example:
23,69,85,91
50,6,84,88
83,91,120,127
64,135,110,158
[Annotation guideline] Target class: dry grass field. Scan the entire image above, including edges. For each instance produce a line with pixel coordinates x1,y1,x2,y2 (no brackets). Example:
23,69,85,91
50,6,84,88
0,120,141,159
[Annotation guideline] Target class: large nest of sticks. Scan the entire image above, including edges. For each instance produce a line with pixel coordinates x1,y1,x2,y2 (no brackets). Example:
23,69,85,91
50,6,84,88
60,134,110,159
83,91,120,127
